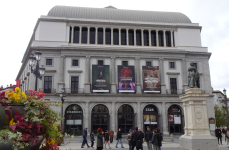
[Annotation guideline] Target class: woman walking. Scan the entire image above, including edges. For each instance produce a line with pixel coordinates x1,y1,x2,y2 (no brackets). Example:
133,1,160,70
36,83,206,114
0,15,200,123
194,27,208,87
116,128,124,148
97,128,104,150
127,130,132,150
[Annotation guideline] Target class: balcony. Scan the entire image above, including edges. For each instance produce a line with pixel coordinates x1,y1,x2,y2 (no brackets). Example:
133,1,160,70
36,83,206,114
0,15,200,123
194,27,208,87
166,89,206,95
39,88,56,94
65,88,84,94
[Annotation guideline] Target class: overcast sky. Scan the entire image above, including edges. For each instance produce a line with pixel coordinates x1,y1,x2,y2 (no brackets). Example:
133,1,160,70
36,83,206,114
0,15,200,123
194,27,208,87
0,0,228,92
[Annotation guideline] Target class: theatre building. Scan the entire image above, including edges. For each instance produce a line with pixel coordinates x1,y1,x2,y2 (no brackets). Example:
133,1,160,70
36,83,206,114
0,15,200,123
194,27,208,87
16,5,215,135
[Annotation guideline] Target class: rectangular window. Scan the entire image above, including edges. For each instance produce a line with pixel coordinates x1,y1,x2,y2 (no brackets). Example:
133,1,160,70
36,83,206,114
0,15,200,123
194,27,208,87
71,76,79,93
90,27,95,44
128,29,134,45
173,31,175,47
44,76,52,93
46,59,52,65
170,78,177,94
121,29,126,45
72,60,78,66
105,28,111,45
81,27,88,44
158,31,164,46
166,31,171,47
136,30,142,46
146,61,151,66
97,28,103,44
69,26,72,43
143,30,149,46
169,62,175,68
122,61,128,66
98,60,104,66
151,30,156,46
193,63,197,69
113,29,119,45
73,27,80,43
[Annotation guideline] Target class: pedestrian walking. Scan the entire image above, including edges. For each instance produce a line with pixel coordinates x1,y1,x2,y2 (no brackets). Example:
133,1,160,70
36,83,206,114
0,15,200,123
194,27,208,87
127,130,132,150
90,132,95,148
145,126,152,150
97,128,104,150
136,128,144,150
131,127,138,150
115,128,124,148
104,130,111,149
109,129,114,143
226,129,229,146
157,128,163,150
215,127,222,145
151,129,159,150
81,127,90,148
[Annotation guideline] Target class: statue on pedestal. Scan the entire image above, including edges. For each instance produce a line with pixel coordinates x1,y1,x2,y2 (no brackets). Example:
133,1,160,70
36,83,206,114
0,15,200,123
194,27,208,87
188,62,200,88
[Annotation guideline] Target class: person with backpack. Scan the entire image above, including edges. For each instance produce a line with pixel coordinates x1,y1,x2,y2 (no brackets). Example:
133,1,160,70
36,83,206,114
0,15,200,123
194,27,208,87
116,128,124,148
157,128,163,150
104,130,111,149
145,126,153,150
151,129,158,150
90,131,95,148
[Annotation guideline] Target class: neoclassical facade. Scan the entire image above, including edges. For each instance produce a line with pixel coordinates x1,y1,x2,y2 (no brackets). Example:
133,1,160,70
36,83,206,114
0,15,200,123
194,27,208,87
16,5,215,135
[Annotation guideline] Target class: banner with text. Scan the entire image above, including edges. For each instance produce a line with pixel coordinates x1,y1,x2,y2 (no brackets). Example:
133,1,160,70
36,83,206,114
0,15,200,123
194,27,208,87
117,66,135,92
92,65,110,92
142,66,160,93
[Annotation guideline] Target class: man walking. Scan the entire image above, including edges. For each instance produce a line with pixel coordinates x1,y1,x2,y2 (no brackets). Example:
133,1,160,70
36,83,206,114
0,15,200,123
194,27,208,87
131,127,138,150
145,126,152,150
81,127,90,148
136,128,144,150
216,127,222,145
109,129,114,143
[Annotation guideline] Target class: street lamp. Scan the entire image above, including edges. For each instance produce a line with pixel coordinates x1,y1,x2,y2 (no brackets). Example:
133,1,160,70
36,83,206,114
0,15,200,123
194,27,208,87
56,87,66,144
29,51,45,91
223,88,229,128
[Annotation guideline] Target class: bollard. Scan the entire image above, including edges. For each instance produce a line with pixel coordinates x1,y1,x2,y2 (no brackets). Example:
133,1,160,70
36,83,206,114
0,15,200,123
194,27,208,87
170,134,173,142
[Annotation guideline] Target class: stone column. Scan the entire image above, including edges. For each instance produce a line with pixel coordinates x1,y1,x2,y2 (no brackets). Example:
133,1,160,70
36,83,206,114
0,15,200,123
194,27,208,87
182,59,188,90
156,30,159,47
159,58,166,94
71,26,74,43
162,102,169,135
126,28,129,45
134,29,136,46
79,26,82,44
163,30,166,47
84,56,91,93
119,28,121,45
111,28,113,45
170,30,174,47
148,29,151,46
111,57,116,93
58,55,65,92
141,29,144,46
111,102,116,131
135,57,141,94
95,27,98,45
137,102,141,129
87,27,90,44
103,27,106,45
85,102,89,130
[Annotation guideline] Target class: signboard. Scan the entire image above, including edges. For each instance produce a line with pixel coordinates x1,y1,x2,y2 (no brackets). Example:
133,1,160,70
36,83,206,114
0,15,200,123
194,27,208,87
168,105,181,114
174,115,181,124
117,66,135,92
92,65,110,92
209,118,216,131
142,66,160,93
144,115,157,124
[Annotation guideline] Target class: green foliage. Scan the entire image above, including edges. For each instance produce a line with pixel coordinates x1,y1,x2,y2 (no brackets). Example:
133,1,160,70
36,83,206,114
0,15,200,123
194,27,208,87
215,107,227,127
55,124,63,146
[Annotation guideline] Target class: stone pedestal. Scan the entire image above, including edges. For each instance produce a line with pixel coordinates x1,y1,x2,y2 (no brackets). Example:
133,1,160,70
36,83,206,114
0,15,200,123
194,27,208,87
179,88,218,150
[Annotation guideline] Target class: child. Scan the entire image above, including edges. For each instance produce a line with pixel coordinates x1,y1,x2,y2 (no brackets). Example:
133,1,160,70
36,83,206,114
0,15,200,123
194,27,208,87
90,131,95,148
104,130,111,149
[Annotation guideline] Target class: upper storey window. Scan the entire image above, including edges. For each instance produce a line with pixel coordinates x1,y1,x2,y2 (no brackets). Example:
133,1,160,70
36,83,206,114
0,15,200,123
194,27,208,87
158,31,164,46
98,60,104,66
97,28,103,44
90,27,96,44
136,29,141,46
46,59,52,65
113,29,119,45
122,61,128,66
151,31,156,46
143,30,149,46
106,28,111,45
128,29,134,46
81,27,88,44
121,29,126,45
166,31,171,47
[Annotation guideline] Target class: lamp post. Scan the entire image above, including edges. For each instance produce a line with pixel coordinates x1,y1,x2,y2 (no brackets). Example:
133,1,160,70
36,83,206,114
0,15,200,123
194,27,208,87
29,51,45,91
223,88,229,128
56,87,66,144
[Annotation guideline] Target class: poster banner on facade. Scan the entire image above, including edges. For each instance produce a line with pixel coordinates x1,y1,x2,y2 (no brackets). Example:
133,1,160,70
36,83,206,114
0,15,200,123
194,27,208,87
169,115,174,124
142,66,160,93
92,65,110,92
209,118,215,131
117,66,135,92
144,115,157,124
174,115,181,124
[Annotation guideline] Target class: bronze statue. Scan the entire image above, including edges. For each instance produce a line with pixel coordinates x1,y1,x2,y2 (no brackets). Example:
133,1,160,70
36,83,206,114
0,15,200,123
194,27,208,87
188,62,200,88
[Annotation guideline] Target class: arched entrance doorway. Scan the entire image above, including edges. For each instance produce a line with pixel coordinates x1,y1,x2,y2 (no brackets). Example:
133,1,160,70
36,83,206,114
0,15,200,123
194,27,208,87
143,105,158,132
168,105,182,134
118,104,134,134
91,104,109,133
65,104,83,136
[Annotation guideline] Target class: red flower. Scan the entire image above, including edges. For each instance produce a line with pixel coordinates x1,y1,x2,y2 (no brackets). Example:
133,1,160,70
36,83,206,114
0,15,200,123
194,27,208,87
15,112,19,115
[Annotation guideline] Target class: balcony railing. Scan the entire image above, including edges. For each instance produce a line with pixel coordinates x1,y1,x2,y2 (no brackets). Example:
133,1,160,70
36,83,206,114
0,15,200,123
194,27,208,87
39,88,56,94
65,88,84,94
166,89,206,95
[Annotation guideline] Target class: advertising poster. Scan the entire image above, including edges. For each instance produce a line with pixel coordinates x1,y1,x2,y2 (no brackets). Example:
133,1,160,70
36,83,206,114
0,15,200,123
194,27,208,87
117,66,135,92
92,65,110,92
169,115,174,124
144,115,157,124
209,118,215,131
174,115,181,124
142,66,160,93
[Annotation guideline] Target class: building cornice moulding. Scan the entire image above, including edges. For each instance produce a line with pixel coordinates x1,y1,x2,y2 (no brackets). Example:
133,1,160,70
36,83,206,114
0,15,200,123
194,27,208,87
166,72,180,75
67,70,83,73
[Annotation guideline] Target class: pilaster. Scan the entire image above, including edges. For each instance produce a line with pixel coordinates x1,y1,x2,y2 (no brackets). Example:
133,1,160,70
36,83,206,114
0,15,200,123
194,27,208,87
135,57,141,94
79,26,82,44
126,28,129,45
159,58,166,94
156,30,159,47
87,26,90,44
95,27,98,45
163,30,166,47
162,102,169,135
148,29,151,46
134,29,136,46
71,26,74,43
119,28,121,45
111,28,113,45
84,56,91,93
170,30,174,47
103,27,106,45
137,102,141,129
111,57,116,93
141,29,144,46
58,55,65,92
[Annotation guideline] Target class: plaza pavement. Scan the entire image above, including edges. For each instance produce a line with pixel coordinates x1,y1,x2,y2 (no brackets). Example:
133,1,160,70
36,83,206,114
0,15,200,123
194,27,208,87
58,135,229,150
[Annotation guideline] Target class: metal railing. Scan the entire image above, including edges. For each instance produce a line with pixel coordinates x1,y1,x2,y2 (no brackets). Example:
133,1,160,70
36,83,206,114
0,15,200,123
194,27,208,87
39,88,56,94
65,88,84,94
166,89,185,95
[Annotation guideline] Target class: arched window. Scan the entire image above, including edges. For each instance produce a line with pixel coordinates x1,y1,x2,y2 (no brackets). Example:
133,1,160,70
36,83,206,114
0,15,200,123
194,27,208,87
168,105,183,134
118,104,134,134
143,105,158,132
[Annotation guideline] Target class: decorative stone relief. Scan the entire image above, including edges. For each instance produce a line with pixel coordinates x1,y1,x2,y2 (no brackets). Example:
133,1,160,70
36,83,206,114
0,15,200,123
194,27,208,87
195,107,203,124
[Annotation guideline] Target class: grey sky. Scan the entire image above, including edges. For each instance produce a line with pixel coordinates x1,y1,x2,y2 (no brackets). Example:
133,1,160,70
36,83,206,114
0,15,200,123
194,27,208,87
0,0,228,92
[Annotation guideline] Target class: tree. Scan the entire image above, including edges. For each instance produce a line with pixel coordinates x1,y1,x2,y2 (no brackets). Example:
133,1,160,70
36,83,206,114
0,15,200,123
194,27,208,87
215,107,227,127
